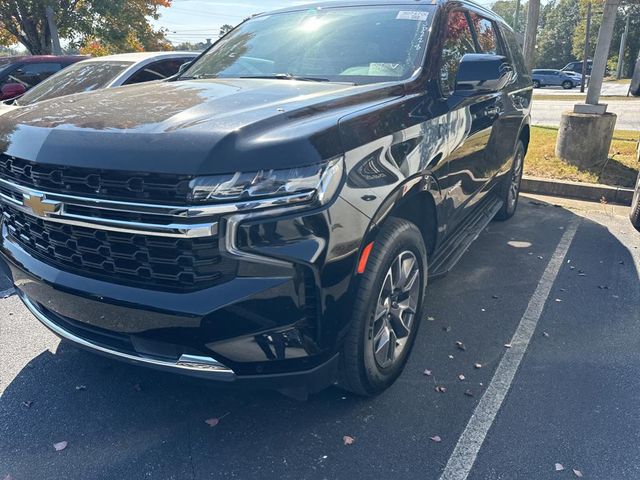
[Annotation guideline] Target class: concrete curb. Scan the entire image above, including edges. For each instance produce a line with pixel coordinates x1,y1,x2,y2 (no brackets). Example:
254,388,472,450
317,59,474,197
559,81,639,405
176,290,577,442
521,176,635,206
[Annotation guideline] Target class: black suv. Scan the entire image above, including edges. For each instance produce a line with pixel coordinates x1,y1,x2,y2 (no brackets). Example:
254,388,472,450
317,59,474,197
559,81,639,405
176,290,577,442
0,0,531,396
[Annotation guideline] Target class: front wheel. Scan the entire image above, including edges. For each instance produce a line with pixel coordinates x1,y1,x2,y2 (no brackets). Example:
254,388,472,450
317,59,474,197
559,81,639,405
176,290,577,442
495,140,525,221
630,173,640,232
339,217,427,396
562,80,574,89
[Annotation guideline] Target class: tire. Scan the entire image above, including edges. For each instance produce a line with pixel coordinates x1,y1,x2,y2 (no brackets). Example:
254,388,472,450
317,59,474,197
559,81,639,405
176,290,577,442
338,217,427,396
630,173,640,232
495,140,526,221
533,80,541,88
562,80,574,89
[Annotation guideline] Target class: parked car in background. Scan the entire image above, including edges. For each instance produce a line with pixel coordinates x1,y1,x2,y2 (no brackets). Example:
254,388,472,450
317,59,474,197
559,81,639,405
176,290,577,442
8,52,199,107
0,55,88,101
532,69,582,89
562,60,592,76
0,0,532,396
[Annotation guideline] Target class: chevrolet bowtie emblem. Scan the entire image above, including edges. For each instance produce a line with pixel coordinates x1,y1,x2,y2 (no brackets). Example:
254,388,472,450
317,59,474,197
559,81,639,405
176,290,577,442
22,193,61,217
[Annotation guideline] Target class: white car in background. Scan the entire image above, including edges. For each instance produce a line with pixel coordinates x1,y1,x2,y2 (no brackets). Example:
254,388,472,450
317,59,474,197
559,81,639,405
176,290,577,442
3,51,198,108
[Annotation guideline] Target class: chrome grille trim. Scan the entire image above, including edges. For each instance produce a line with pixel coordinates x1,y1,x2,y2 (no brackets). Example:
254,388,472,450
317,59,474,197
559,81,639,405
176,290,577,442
0,177,314,238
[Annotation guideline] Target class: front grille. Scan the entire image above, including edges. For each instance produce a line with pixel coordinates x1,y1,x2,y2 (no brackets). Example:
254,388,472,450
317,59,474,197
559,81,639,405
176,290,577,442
2,205,237,291
0,154,194,204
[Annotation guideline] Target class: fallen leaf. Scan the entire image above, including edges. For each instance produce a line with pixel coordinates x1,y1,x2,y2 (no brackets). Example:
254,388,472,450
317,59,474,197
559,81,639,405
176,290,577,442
492,295,499,300
464,389,474,397
598,285,609,290
504,343,512,348
21,400,33,408
555,298,562,303
481,308,486,312
423,369,432,376
474,363,482,369
448,355,454,360
343,435,355,446
435,386,447,393
543,332,550,338
75,385,87,391
205,418,220,427
573,469,583,478
569,266,576,270
455,341,466,351
458,374,465,381
443,326,452,332
555,463,564,471
53,441,68,452
427,316,436,322
429,435,442,443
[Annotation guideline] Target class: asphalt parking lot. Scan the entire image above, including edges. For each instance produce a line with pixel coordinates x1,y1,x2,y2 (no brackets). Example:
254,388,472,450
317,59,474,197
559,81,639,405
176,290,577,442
1,194,638,480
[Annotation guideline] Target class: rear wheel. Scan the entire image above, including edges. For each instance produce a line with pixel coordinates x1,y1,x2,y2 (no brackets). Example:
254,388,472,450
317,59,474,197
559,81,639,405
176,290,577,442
495,140,525,221
339,217,427,396
562,80,574,89
533,80,541,88
630,173,640,232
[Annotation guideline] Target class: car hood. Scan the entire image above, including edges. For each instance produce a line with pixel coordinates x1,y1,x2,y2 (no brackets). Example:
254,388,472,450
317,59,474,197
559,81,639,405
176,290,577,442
0,79,402,175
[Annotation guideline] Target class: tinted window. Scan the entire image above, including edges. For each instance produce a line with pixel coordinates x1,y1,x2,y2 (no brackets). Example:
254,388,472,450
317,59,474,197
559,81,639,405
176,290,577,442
500,25,527,75
440,11,477,95
124,58,193,85
12,62,62,88
183,6,435,85
469,13,501,55
16,61,133,106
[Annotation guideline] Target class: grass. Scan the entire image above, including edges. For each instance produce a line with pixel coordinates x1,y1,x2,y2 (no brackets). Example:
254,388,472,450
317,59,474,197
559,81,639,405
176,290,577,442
525,126,639,188
532,94,637,101
604,77,632,85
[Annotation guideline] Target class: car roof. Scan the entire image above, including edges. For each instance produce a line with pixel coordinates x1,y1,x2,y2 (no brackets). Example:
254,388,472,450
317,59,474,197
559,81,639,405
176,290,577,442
0,55,88,64
79,52,199,64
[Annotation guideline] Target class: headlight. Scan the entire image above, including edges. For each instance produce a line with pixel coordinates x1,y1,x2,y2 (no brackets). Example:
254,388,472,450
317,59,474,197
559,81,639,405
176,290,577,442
188,157,344,207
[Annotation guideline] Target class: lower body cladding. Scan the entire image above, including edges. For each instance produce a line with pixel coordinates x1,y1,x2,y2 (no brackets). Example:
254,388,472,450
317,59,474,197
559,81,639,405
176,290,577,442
0,195,371,392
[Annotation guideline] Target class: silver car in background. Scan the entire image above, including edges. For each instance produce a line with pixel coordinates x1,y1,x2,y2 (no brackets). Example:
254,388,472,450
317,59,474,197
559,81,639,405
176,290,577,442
6,51,198,107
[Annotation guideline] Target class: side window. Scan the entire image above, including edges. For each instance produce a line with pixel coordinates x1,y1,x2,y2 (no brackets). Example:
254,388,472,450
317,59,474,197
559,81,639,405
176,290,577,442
500,26,527,75
124,59,192,85
11,63,63,88
468,13,501,55
440,11,477,96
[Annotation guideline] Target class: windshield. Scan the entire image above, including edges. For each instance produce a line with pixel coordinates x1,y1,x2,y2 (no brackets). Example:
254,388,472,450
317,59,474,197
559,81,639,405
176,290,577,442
182,6,434,85
16,61,132,106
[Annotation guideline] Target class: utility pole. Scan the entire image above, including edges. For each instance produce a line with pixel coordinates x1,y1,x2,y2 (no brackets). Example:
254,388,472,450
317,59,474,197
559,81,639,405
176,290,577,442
581,2,592,93
556,0,620,172
45,6,62,55
583,0,620,109
514,0,522,32
523,0,541,71
616,15,630,79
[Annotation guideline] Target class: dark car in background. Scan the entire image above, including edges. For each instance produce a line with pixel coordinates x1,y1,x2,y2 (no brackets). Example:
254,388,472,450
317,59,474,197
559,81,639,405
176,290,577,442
0,0,532,397
6,52,198,107
532,69,582,89
562,60,592,76
0,55,88,101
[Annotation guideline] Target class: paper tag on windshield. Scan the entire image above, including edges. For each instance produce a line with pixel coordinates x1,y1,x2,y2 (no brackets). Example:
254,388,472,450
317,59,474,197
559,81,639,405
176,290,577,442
396,11,429,21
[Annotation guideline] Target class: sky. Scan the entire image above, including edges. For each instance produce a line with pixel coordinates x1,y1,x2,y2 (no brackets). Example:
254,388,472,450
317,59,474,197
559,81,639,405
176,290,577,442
156,0,502,45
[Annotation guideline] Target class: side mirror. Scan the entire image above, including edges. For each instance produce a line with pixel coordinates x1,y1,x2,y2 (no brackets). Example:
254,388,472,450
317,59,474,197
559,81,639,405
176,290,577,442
0,83,26,101
453,54,514,97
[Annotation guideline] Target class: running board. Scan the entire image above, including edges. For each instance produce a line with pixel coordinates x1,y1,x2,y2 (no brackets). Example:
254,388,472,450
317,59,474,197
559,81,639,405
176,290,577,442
429,196,503,279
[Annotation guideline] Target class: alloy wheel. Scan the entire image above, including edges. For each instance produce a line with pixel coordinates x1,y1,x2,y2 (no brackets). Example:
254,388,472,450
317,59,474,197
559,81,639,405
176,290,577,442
371,251,421,369
508,147,524,211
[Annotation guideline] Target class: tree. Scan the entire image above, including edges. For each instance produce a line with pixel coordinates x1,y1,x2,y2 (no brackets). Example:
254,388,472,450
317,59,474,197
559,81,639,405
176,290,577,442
492,1,528,32
0,0,172,55
535,0,581,68
220,24,234,36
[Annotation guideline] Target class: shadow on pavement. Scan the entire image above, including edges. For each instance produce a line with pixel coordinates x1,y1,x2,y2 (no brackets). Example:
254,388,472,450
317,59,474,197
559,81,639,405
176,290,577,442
0,199,637,480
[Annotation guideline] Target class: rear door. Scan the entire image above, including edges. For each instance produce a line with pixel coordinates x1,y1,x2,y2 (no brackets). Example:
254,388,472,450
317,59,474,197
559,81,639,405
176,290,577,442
441,10,506,225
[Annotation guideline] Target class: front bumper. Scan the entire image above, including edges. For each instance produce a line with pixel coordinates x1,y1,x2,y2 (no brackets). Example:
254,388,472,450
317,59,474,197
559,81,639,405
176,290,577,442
0,194,370,391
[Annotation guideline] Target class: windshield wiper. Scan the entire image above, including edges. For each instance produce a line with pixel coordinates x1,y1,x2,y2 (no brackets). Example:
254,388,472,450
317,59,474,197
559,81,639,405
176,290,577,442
240,73,331,82
179,73,218,80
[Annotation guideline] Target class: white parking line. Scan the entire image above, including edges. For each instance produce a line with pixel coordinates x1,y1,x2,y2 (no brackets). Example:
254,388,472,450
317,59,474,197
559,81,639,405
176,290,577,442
440,218,581,480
